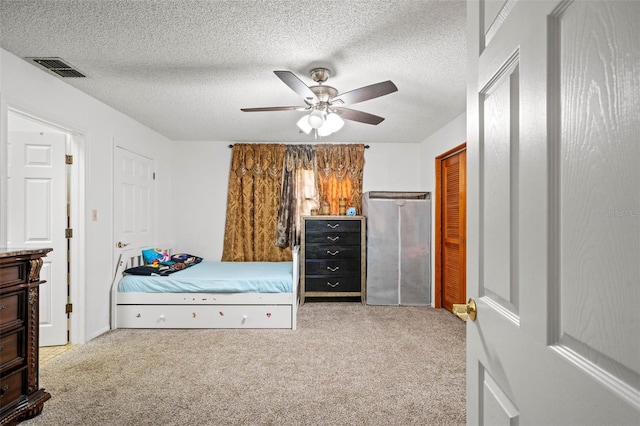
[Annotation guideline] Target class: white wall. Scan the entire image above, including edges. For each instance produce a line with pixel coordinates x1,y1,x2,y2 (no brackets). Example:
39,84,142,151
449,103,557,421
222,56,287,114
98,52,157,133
171,142,230,260
0,48,174,342
419,111,467,304
362,143,423,192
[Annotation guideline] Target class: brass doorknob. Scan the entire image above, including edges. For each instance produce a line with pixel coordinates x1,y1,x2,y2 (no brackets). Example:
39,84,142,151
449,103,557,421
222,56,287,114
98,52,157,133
116,242,130,248
452,298,477,322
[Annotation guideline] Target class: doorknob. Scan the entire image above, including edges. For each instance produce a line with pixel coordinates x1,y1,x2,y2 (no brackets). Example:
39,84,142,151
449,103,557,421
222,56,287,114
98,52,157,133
452,298,477,322
116,242,130,249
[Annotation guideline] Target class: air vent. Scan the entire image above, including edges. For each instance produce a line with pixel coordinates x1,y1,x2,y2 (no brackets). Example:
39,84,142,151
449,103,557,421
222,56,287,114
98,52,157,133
27,57,86,78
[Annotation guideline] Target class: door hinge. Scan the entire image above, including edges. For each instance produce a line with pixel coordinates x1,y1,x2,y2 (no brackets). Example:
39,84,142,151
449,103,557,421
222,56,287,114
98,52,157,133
65,303,73,314
65,155,73,165
65,228,73,238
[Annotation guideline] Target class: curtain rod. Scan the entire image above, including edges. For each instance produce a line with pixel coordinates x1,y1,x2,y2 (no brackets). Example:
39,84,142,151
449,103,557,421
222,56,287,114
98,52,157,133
228,144,370,148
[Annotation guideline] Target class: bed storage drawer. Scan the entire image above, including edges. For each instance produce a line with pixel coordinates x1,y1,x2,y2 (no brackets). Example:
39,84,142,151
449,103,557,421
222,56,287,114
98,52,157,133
117,304,292,329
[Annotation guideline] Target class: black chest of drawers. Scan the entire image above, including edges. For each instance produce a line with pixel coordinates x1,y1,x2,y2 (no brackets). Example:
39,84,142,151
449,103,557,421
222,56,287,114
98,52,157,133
300,216,366,304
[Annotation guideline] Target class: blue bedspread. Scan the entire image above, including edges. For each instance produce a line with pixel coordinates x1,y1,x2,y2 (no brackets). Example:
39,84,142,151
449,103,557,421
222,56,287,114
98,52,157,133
118,261,292,293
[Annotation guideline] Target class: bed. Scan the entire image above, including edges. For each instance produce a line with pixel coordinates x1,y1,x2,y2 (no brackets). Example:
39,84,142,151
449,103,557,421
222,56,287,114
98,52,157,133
110,247,299,330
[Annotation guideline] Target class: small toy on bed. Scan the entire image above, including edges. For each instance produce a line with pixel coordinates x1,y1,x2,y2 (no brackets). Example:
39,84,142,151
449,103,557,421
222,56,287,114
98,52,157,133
142,248,172,265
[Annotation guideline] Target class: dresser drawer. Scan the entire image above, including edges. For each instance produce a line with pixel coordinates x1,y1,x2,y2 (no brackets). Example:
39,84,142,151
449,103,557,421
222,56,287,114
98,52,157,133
0,263,25,288
0,329,25,373
305,259,361,276
305,276,361,292
0,293,23,328
304,232,361,245
305,245,361,259
0,368,26,409
305,219,361,234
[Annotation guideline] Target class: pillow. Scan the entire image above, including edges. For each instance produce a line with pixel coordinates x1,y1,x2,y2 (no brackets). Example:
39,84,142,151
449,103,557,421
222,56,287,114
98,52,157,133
123,265,169,276
142,248,171,265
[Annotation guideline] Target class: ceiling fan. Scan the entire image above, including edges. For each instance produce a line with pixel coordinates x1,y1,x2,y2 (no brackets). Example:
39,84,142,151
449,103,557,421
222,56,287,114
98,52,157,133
241,68,398,136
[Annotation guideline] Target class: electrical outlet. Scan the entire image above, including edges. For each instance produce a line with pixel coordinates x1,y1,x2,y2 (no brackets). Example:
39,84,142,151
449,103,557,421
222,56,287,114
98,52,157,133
92,209,98,221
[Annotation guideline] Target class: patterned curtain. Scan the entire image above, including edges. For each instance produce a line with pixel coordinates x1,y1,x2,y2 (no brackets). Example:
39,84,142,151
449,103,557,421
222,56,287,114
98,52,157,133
275,145,317,248
221,144,291,261
316,144,366,215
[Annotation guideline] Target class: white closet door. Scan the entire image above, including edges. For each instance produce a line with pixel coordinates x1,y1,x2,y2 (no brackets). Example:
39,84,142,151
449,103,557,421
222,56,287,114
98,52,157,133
113,146,155,254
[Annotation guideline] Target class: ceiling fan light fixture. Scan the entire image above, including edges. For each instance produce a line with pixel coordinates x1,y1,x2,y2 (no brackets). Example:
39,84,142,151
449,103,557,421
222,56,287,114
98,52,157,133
317,123,333,137
296,115,312,134
325,112,344,133
308,109,325,129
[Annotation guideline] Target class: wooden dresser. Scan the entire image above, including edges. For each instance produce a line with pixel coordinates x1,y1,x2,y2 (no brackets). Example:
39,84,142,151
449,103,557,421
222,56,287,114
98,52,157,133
300,216,366,304
0,248,52,425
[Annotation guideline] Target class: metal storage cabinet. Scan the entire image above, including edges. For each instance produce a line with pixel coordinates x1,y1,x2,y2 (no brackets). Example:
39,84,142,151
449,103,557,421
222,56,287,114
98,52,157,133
362,191,431,305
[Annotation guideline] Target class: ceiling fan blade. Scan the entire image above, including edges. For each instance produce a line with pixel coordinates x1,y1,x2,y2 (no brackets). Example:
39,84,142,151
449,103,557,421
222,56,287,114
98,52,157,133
241,106,309,112
331,80,398,105
274,71,319,103
334,107,385,125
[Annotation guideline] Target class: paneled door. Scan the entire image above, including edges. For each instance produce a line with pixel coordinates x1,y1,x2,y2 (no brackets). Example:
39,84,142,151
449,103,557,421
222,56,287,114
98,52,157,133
8,132,68,346
437,146,466,313
466,0,639,424
113,146,154,254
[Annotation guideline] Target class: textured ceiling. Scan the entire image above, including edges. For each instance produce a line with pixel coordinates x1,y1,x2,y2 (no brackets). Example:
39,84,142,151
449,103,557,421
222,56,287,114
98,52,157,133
0,0,467,143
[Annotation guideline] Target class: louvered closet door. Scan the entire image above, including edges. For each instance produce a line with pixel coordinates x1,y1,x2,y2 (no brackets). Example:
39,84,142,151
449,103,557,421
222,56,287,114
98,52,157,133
441,150,466,313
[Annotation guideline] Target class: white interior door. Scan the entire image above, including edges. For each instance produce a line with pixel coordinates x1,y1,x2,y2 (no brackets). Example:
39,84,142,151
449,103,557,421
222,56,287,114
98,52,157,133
113,146,154,254
8,131,68,346
466,0,639,424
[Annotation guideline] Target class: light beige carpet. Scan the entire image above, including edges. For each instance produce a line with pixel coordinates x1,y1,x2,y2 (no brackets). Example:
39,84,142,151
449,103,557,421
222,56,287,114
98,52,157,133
25,303,465,426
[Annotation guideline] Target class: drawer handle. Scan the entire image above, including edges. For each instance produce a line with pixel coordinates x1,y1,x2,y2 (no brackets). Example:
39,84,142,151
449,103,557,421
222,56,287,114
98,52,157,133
0,305,4,311
327,236,340,242
327,266,340,272
326,282,340,288
327,250,340,256
327,223,340,229
0,345,3,351
0,384,8,398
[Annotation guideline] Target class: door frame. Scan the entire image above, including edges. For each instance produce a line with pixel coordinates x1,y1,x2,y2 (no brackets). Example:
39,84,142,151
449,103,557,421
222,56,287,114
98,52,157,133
434,142,466,309
3,107,87,345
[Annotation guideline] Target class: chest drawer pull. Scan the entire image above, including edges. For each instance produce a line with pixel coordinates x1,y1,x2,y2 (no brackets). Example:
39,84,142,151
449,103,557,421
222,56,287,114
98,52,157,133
0,384,8,398
327,223,340,229
326,282,340,288
327,266,340,272
327,236,340,242
0,305,4,311
0,345,3,351
326,250,340,256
